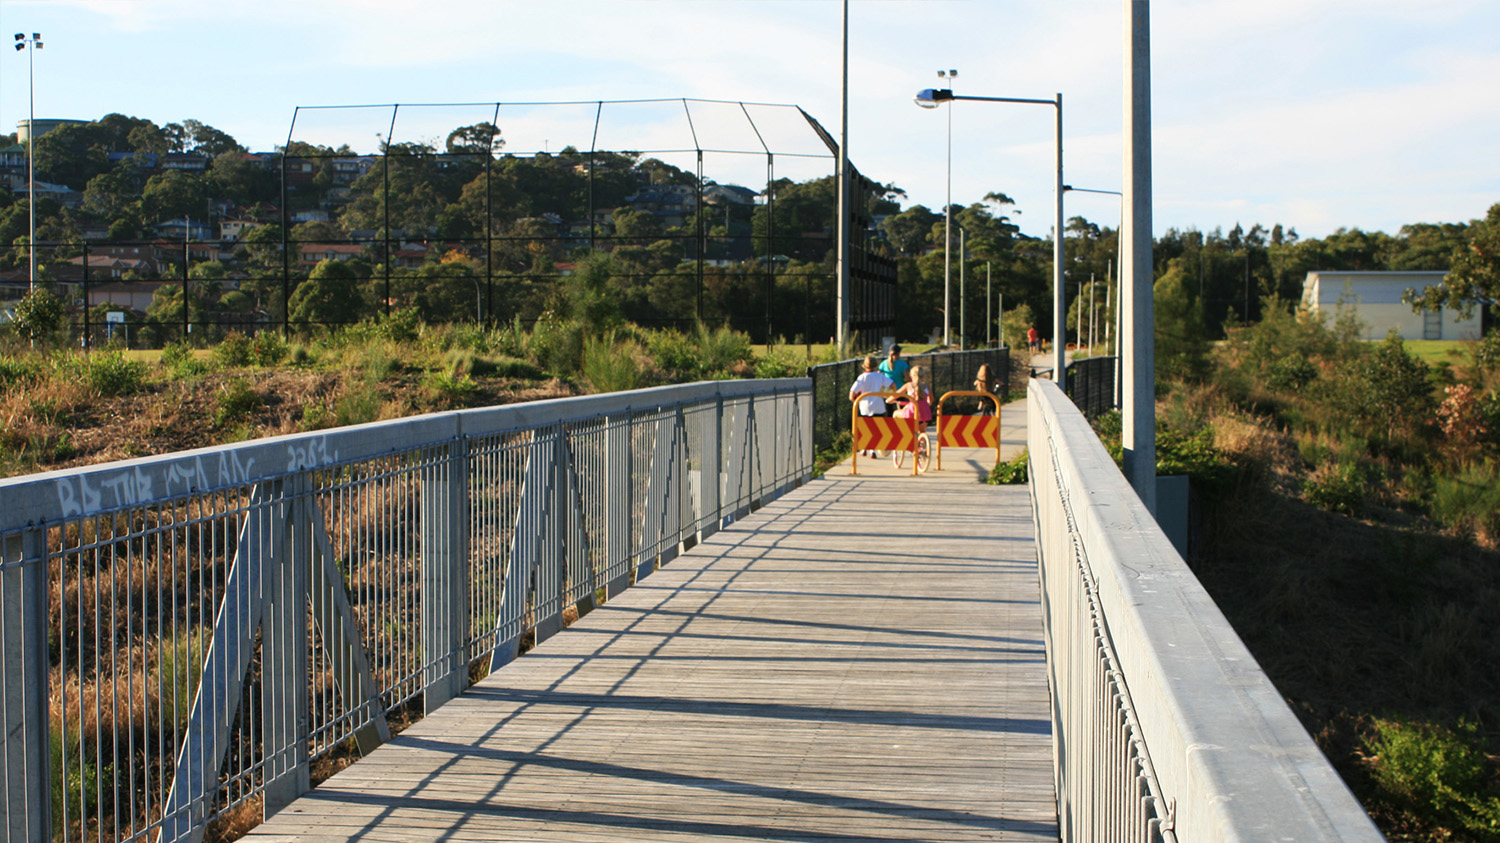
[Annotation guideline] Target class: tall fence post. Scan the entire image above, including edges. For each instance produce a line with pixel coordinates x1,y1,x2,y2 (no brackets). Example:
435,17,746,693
2,528,50,843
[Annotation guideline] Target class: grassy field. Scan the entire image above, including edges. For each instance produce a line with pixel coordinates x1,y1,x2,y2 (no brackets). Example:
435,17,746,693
1402,339,1471,366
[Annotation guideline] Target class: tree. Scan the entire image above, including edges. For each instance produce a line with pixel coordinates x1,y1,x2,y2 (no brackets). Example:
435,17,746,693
169,120,242,157
1406,203,1500,317
10,288,67,343
289,259,366,330
1153,257,1210,382
445,123,503,156
82,166,142,219
879,205,939,256
612,208,664,244
141,171,210,223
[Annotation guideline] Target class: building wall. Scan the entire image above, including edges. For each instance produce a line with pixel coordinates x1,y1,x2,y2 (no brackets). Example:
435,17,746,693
1302,271,1481,341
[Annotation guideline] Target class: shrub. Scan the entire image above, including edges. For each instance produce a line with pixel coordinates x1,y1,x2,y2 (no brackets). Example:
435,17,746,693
213,332,255,369
527,317,584,375
298,402,333,432
486,355,544,380
695,323,752,375
987,449,1028,485
334,389,382,427
213,379,262,428
1367,717,1500,840
159,341,193,370
377,307,423,344
0,355,42,391
1327,332,1434,445
581,335,644,393
1431,462,1500,543
250,331,288,366
642,329,699,377
754,344,806,379
489,317,528,359
1156,426,1238,491
423,369,478,407
1303,459,1365,514
1266,355,1319,392
84,351,148,397
814,430,853,478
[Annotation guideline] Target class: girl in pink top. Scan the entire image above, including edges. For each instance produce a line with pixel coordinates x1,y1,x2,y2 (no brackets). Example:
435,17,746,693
891,365,934,433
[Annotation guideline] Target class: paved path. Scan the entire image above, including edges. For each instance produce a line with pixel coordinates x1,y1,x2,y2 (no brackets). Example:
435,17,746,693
250,403,1055,842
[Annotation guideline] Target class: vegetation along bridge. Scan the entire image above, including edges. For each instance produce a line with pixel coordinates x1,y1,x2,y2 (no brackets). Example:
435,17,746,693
2,368,1385,842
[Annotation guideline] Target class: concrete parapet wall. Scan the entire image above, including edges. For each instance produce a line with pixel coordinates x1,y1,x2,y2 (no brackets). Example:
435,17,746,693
1028,379,1384,842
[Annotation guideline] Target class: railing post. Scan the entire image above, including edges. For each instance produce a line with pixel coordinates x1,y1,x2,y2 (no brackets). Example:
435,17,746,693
700,391,722,540
2,528,50,843
422,437,470,713
533,426,567,644
605,411,632,599
263,476,311,816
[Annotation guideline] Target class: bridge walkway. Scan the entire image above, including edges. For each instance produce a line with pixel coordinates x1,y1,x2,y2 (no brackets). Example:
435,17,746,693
250,404,1054,842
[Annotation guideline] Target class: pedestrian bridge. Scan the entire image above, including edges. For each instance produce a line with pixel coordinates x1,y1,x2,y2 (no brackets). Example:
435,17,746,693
1,376,1383,842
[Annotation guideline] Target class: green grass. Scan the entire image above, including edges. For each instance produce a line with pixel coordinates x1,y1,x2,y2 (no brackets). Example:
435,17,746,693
1403,339,1469,366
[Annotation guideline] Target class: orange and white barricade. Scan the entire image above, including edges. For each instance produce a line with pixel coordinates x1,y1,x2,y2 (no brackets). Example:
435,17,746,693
934,391,1002,471
849,391,922,476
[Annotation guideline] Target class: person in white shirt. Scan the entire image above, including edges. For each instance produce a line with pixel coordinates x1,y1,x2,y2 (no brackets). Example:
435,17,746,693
849,355,896,456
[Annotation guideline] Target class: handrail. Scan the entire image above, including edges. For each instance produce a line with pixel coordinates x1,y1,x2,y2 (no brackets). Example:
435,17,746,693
0,377,812,843
1027,378,1384,842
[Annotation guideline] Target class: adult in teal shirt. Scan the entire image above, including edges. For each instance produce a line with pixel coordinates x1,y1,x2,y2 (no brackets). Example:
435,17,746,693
878,344,910,392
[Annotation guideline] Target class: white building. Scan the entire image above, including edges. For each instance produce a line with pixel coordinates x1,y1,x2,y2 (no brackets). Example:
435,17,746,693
1301,270,1482,341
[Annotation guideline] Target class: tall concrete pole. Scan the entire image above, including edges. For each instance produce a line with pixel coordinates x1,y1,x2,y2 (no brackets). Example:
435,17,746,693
1052,94,1065,394
1123,0,1156,513
943,88,952,347
835,0,850,349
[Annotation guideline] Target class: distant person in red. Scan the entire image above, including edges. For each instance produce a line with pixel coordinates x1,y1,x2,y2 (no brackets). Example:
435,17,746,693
1026,326,1040,353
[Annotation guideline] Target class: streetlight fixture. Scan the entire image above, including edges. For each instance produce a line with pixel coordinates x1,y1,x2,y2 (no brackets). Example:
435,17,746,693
15,32,42,294
915,85,1066,390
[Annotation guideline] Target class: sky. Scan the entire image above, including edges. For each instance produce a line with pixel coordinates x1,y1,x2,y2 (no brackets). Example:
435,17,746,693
0,0,1496,242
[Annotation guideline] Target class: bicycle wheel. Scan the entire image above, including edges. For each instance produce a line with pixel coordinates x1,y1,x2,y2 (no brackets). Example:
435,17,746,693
892,446,905,469
914,433,931,473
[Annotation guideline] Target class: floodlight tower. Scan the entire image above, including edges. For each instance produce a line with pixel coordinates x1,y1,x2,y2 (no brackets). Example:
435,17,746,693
15,32,43,293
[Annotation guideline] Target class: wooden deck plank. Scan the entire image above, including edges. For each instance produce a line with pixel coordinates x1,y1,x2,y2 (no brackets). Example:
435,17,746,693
250,455,1057,842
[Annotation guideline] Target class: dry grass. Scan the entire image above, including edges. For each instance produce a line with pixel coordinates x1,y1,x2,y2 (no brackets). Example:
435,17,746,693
1182,399,1500,841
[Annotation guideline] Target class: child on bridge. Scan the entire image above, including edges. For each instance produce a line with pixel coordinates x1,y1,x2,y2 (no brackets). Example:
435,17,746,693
850,355,896,457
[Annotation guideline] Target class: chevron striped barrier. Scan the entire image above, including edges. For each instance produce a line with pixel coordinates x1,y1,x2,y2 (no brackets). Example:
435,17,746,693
850,391,922,475
935,391,1002,471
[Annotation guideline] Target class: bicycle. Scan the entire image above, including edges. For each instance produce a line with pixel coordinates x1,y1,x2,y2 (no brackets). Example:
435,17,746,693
891,429,931,473
890,395,932,473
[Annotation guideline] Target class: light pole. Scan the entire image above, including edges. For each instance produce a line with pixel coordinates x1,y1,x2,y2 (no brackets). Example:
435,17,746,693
916,86,1065,390
936,69,956,347
1063,185,1123,348
835,0,850,348
15,32,42,294
957,223,966,349
1064,185,1124,406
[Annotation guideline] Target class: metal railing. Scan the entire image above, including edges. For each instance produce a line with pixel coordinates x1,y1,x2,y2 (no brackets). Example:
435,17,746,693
1064,355,1119,419
0,378,811,843
808,347,1010,456
1027,378,1384,843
